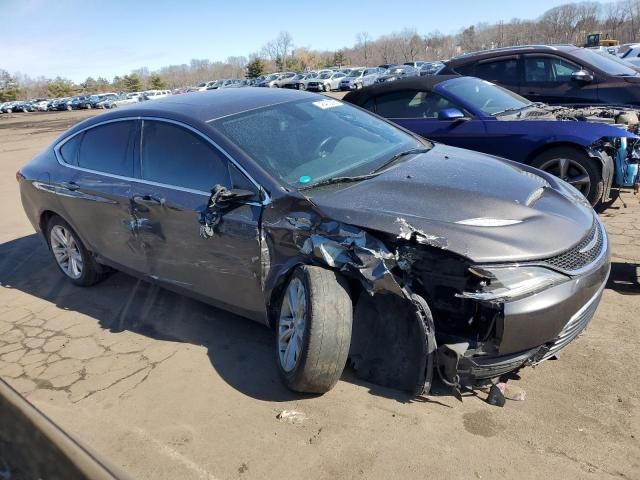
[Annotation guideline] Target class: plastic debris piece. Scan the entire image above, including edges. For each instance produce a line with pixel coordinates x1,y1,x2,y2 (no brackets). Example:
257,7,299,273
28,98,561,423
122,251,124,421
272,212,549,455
512,390,526,401
487,383,506,407
276,410,307,424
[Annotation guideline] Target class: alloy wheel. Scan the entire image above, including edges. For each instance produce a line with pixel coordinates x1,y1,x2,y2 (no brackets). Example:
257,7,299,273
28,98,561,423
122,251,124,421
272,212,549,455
537,157,591,197
278,278,307,372
50,225,83,279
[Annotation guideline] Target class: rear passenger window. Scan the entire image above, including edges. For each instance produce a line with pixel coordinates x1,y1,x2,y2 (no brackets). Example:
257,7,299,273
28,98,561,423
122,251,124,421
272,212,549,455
59,134,81,165
474,59,518,85
77,121,135,176
141,120,230,192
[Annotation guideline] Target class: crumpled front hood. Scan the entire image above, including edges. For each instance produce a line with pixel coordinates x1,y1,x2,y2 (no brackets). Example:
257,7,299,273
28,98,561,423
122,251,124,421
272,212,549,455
307,144,596,263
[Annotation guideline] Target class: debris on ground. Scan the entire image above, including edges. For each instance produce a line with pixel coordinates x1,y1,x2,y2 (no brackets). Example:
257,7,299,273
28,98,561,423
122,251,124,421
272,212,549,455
276,410,307,424
486,383,506,407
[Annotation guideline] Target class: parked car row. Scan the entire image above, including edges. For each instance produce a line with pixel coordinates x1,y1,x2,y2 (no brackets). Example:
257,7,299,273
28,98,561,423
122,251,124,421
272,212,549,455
0,90,178,114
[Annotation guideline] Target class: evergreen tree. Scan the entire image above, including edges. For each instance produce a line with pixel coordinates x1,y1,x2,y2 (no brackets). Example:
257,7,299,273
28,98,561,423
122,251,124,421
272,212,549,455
149,74,167,89
246,58,266,78
123,74,143,92
47,77,74,97
0,70,21,101
333,50,346,67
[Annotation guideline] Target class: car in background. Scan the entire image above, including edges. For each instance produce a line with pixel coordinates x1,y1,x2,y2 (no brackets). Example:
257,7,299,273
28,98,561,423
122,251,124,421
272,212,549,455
51,98,73,111
306,71,346,92
376,65,419,83
1,101,20,113
68,96,92,110
419,61,445,76
439,44,640,106
143,90,171,100
96,95,119,109
31,99,51,111
87,94,116,109
404,61,427,69
344,75,640,206
17,88,610,397
280,73,308,89
112,93,140,107
339,68,382,90
618,43,640,59
257,72,297,88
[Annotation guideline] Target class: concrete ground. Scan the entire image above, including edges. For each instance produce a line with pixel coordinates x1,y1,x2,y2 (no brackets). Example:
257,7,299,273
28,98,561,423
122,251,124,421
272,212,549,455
0,108,638,480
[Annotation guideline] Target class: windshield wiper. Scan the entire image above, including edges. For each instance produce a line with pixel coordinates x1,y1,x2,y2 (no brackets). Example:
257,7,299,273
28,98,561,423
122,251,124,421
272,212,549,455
370,147,431,174
299,173,377,190
492,105,531,116
299,146,431,191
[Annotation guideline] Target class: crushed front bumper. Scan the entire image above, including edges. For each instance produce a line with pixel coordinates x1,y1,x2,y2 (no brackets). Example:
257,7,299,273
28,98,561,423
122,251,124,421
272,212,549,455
454,221,610,384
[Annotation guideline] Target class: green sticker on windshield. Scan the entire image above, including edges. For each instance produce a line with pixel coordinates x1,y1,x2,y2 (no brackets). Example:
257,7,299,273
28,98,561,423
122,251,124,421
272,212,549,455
299,175,312,184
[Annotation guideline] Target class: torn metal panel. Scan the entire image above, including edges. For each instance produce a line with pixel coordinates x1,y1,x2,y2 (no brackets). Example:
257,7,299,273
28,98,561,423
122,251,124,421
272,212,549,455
299,222,404,296
396,217,448,249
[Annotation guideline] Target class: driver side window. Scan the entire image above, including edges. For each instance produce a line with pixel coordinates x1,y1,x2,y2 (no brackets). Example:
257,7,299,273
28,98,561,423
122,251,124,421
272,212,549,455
140,120,231,192
375,90,463,119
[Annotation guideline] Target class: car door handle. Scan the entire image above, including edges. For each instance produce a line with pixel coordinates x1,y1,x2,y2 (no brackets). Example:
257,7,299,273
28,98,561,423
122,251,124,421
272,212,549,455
132,194,165,206
61,181,79,191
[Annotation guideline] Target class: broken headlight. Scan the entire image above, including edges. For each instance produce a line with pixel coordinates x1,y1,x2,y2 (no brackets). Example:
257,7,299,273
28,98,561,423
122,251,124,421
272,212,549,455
458,266,569,302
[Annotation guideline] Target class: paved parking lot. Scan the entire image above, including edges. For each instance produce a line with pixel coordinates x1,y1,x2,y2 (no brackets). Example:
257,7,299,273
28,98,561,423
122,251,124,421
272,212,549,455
1,109,639,480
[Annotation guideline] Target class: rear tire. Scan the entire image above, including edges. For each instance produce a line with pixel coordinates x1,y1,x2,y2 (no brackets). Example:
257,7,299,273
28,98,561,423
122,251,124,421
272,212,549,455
46,216,104,287
276,266,352,394
531,146,603,206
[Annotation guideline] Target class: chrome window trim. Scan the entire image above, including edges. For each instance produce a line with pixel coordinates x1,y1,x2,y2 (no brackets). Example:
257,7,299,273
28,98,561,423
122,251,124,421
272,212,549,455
53,116,271,206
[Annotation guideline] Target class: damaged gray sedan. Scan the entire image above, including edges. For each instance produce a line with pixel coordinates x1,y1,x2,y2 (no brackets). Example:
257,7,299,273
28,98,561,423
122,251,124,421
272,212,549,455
18,89,610,396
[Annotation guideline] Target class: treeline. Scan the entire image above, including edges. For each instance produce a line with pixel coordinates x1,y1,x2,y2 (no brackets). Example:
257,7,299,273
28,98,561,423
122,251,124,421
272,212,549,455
4,0,640,101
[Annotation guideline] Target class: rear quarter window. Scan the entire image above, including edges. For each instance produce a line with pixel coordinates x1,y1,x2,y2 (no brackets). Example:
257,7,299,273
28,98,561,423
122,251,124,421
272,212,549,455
59,134,81,166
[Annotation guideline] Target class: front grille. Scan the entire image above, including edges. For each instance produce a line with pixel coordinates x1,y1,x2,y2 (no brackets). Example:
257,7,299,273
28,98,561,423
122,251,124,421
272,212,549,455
531,287,603,364
541,221,604,274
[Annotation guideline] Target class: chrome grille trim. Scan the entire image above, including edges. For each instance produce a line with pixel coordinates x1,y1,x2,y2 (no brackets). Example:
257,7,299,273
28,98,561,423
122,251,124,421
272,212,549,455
540,220,605,275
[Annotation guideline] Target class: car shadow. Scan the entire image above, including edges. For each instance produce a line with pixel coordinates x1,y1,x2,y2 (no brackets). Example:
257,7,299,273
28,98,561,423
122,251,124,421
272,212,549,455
606,261,640,295
0,234,426,404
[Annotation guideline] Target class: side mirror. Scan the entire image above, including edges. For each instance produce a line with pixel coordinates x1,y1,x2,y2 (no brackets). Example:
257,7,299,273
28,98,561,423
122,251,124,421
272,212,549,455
571,70,593,83
222,188,256,203
438,108,466,121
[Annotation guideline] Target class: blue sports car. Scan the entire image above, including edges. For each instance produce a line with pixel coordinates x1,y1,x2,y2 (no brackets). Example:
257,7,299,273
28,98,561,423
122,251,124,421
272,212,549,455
344,75,640,206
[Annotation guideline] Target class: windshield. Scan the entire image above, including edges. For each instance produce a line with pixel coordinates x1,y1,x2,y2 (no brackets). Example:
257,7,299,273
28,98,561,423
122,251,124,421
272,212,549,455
319,73,332,79
440,76,532,115
214,98,425,188
348,69,364,77
572,48,638,76
89,95,100,101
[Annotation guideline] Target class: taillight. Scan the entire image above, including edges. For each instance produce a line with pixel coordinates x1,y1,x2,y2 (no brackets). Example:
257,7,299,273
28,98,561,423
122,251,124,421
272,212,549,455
16,170,25,182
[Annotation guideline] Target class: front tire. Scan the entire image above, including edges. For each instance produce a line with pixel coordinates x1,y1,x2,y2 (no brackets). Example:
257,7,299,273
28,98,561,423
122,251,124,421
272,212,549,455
531,146,603,206
46,216,104,287
276,266,352,394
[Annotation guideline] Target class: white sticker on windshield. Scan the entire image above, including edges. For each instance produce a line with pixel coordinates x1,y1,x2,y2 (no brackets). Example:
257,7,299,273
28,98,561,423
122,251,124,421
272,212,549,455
312,99,343,109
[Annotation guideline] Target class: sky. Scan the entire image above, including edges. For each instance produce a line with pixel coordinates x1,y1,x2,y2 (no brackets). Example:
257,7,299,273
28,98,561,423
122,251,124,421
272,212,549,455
1,0,617,82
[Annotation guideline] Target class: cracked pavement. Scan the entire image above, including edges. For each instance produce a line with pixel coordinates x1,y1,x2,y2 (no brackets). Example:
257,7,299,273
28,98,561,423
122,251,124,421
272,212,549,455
1,110,639,480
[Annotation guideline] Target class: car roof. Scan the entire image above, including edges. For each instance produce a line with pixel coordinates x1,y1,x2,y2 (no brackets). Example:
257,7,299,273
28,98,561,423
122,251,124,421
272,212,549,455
343,75,460,105
447,44,580,64
66,88,321,134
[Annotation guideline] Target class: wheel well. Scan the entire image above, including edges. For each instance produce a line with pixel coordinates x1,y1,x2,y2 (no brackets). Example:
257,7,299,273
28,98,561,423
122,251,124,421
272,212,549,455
526,142,595,167
38,210,59,237
266,263,364,329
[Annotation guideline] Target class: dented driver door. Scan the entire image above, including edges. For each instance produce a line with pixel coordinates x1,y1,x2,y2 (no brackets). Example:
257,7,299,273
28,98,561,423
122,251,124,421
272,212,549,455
129,119,266,320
